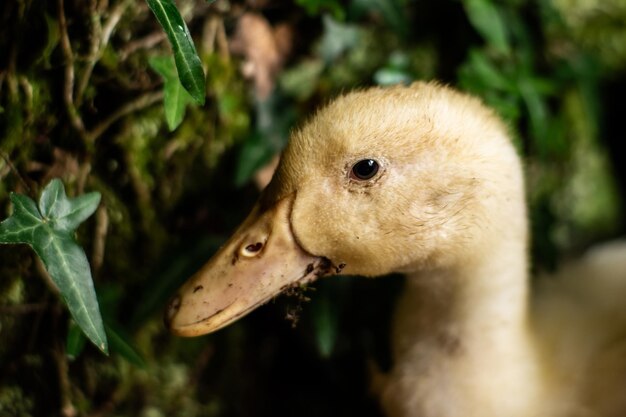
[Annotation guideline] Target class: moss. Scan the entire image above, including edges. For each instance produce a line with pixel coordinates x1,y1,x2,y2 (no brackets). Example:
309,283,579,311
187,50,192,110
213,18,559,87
0,385,35,417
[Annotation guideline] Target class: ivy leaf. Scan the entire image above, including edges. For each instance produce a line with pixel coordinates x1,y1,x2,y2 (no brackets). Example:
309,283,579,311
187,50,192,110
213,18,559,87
67,320,146,367
0,179,107,354
146,0,206,105
150,56,196,131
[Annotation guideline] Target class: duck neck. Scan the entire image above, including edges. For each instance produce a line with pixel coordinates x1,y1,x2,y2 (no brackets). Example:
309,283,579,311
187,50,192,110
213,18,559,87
386,234,543,416
398,235,531,357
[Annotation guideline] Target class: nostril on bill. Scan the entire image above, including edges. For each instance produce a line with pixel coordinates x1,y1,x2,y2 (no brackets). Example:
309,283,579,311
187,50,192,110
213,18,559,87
164,294,181,326
241,242,264,257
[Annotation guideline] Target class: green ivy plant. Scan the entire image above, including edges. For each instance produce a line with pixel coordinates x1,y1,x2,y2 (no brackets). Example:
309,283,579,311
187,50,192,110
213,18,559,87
146,0,206,119
0,179,107,354
149,55,196,131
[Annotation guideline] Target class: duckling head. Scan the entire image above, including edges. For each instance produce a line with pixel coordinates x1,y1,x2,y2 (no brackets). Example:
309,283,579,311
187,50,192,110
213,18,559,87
165,82,526,336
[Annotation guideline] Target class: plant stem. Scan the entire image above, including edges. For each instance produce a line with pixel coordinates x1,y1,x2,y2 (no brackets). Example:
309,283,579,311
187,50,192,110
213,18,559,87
58,0,88,140
87,91,164,142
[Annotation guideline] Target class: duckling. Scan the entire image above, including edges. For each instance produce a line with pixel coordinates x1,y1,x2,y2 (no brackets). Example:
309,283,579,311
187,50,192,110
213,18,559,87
165,82,626,417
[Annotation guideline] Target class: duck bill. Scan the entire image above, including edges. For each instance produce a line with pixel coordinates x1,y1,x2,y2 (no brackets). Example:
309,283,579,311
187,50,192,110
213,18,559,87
165,194,333,337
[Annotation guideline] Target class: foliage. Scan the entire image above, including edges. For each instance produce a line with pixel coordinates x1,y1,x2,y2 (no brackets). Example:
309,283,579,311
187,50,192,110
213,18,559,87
0,179,107,353
146,0,206,105
0,0,624,416
149,56,197,130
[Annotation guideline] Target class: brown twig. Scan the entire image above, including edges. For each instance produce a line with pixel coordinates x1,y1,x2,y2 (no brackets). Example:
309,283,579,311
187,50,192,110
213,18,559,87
202,16,230,61
75,0,102,107
76,0,131,106
216,17,230,61
87,90,163,142
202,16,219,55
58,0,88,140
101,1,130,46
6,41,18,98
119,31,167,61
35,256,60,296
18,75,34,107
0,303,48,314
0,151,33,195
53,343,77,417
76,160,92,195
92,205,109,277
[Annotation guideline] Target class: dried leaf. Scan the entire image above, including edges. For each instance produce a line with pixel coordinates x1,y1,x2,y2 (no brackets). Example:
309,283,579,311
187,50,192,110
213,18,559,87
231,13,291,99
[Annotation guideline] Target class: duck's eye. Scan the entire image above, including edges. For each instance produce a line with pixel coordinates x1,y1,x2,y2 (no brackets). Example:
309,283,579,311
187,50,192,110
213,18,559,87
350,159,379,180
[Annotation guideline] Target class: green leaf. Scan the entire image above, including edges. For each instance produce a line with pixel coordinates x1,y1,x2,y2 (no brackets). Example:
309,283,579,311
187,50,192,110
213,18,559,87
295,0,346,20
146,0,206,105
462,0,510,55
279,59,325,100
67,319,147,367
38,14,60,69
150,56,196,131
66,320,87,360
517,75,549,141
106,324,146,368
0,179,108,354
374,51,413,86
312,291,338,358
0,194,43,242
39,179,101,231
235,131,277,186
317,16,362,63
235,95,294,186
468,50,512,91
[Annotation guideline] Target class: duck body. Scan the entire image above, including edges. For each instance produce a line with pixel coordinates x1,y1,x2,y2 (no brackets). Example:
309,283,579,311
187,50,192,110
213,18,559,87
532,241,626,417
165,82,626,417
384,241,626,417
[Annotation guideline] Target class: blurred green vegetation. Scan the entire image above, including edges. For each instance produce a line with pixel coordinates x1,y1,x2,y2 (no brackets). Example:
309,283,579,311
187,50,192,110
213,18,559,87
0,0,624,416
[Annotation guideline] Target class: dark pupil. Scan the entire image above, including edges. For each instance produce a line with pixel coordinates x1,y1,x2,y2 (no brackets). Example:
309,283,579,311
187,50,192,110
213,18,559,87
352,159,379,180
